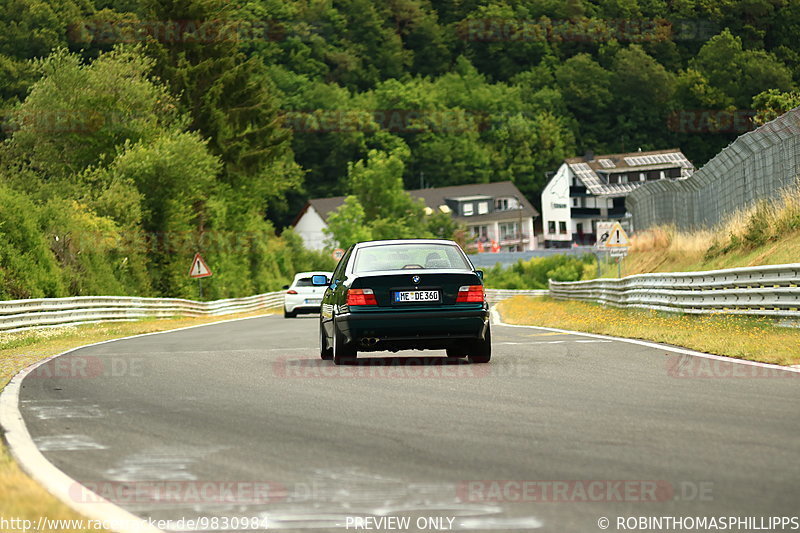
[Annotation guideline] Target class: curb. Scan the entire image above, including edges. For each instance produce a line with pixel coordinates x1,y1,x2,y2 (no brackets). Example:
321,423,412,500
0,314,277,533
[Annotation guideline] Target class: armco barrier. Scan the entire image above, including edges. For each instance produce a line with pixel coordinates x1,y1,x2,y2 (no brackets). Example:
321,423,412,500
548,264,800,318
0,293,284,333
485,289,548,304
0,289,542,334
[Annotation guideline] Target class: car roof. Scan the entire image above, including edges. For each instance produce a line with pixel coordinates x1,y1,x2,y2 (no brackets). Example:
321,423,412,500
293,271,333,278
353,239,459,249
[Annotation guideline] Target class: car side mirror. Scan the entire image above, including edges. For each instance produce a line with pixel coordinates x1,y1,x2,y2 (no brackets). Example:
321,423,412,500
475,270,484,280
311,275,329,286
282,284,290,290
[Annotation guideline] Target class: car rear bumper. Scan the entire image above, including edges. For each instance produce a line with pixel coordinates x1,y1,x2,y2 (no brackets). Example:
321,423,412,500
334,307,489,349
284,298,323,313
286,305,321,314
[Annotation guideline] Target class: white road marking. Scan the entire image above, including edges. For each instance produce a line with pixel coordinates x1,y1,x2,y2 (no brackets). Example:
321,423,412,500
29,404,103,420
490,306,800,374
501,339,613,345
34,435,107,451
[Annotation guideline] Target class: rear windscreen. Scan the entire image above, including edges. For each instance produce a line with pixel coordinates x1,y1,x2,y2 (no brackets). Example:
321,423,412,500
294,277,315,287
353,244,471,273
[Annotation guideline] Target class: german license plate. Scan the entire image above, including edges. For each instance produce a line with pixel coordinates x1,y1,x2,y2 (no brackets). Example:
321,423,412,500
394,290,439,303
305,298,321,304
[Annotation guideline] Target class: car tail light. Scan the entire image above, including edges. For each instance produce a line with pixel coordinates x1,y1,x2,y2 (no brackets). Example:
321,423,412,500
456,285,484,303
347,288,377,306
286,289,298,295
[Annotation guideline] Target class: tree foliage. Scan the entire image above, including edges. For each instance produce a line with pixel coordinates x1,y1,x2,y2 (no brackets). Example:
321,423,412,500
2,0,800,298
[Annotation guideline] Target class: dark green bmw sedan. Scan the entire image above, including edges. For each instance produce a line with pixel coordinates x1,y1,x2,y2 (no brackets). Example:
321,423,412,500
314,239,491,365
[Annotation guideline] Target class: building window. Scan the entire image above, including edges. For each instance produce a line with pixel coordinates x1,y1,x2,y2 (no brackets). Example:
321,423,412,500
478,201,489,214
548,221,556,234
499,222,519,241
572,198,579,207
471,225,489,241
462,203,474,216
495,198,508,211
559,221,567,234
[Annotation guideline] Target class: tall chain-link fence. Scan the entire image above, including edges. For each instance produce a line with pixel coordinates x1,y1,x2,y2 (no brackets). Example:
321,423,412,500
628,107,800,231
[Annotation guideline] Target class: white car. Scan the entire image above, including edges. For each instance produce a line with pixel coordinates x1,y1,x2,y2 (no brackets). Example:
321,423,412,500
283,271,332,318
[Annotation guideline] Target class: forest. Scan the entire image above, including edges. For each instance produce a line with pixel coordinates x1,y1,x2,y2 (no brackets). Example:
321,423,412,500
1,0,799,299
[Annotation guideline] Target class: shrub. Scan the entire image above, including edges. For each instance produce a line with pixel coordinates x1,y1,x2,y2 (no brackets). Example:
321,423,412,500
483,254,594,289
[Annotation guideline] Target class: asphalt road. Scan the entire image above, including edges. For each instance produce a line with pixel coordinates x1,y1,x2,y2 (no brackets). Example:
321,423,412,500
17,314,800,532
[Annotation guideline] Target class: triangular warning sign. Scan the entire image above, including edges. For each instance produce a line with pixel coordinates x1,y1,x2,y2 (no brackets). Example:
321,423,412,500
189,253,213,278
605,222,630,247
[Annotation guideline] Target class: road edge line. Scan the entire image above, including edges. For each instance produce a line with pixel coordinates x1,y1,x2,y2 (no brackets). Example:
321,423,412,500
0,313,278,533
489,305,800,374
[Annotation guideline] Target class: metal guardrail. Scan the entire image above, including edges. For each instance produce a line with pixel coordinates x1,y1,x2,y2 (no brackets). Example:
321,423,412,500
548,264,800,318
0,288,541,334
0,293,285,334
8,264,794,334
485,289,549,304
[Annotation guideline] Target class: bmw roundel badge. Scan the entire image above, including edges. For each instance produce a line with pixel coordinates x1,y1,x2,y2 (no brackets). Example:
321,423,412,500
412,275,420,284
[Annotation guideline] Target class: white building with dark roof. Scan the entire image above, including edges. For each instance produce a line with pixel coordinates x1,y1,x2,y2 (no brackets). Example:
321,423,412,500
293,181,539,251
541,149,694,248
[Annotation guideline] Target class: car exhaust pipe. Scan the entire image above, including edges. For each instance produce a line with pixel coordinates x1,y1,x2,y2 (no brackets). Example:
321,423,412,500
360,337,379,346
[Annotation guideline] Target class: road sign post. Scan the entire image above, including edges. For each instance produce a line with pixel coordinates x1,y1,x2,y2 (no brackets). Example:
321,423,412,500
189,253,213,299
595,222,630,278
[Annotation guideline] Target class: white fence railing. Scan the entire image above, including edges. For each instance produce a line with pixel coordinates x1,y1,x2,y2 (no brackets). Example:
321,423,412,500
548,264,800,318
0,293,284,334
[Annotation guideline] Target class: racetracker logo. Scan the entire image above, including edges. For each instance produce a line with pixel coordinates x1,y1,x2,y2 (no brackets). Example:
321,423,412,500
1,110,113,135
666,110,757,134
456,18,715,43
27,356,145,379
69,481,286,504
666,355,799,379
272,356,491,378
280,109,487,134
68,19,285,44
457,480,713,503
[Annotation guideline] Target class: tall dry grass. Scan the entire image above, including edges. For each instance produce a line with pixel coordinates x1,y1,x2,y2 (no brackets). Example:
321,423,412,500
629,179,800,261
707,179,800,257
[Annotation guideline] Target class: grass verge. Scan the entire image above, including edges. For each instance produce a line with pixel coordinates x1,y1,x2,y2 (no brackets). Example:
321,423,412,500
498,296,800,366
0,310,276,532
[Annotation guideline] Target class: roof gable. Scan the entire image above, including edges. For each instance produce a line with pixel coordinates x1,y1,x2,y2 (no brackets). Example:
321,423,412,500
564,148,694,197
295,181,539,225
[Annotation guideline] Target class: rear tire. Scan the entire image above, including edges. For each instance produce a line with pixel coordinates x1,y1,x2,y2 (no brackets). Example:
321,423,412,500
332,320,356,365
284,308,297,319
320,323,333,360
467,325,491,364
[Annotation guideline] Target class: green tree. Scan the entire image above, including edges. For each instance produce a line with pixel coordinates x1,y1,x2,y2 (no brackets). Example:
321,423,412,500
4,47,181,182
324,195,373,249
142,0,300,215
752,89,800,125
